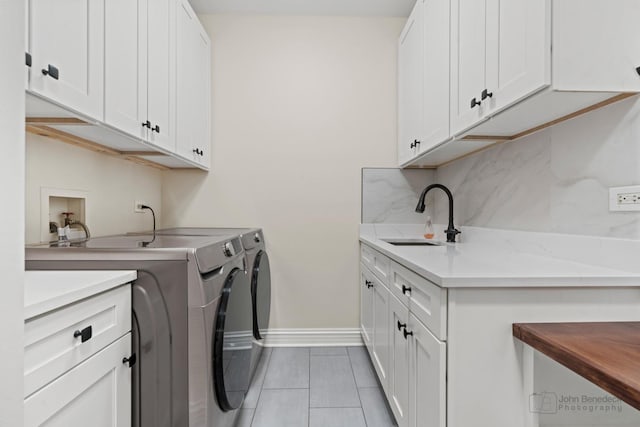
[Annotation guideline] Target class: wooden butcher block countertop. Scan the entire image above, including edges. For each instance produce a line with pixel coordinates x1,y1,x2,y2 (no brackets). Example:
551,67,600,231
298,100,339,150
513,322,640,411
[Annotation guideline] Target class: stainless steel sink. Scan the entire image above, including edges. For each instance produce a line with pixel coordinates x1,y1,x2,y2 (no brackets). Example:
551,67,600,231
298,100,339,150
381,238,443,246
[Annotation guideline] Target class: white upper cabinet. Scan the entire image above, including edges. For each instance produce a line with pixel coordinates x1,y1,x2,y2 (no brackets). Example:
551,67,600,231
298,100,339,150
105,0,176,151
398,0,451,166
484,0,548,116
552,0,640,92
104,0,148,139
26,0,212,170
421,0,451,154
450,0,487,135
451,0,548,135
176,0,211,168
404,0,640,168
147,0,177,151
28,0,104,120
398,0,424,164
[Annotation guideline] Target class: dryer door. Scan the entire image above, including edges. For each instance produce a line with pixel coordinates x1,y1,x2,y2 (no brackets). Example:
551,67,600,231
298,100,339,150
251,250,271,341
212,267,252,411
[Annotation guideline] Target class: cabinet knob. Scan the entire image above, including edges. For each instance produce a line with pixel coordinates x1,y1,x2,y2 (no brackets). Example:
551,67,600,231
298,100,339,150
26,52,32,67
410,140,421,149
142,120,151,128
152,125,160,133
481,89,493,100
402,285,412,295
122,353,137,368
470,97,481,109
73,325,93,343
365,280,373,288
41,64,59,80
403,328,414,340
192,148,203,156
636,66,640,77
397,320,407,331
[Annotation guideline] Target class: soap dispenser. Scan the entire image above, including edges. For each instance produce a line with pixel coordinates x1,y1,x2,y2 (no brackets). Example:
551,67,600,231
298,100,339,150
424,216,435,239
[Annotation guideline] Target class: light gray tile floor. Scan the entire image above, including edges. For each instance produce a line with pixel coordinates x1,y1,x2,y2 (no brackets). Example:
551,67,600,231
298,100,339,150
237,346,397,427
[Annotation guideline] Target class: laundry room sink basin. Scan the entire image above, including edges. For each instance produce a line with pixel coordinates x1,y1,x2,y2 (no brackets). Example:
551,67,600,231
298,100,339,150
381,239,443,246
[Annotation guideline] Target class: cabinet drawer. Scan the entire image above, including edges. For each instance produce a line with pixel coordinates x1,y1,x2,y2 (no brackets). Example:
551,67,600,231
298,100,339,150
24,284,131,397
24,333,132,427
361,244,390,285
390,261,447,340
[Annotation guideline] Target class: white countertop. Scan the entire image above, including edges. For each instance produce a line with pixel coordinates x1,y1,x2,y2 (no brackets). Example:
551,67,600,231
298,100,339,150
25,270,137,320
360,224,640,288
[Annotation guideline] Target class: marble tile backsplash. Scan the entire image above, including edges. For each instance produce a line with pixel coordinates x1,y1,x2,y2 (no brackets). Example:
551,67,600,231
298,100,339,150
361,168,435,223
434,95,640,240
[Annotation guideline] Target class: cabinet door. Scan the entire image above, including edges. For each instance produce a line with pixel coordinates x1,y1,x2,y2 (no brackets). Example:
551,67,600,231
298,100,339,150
24,334,132,427
484,0,549,116
388,294,410,427
29,0,104,120
147,0,176,151
408,314,446,427
450,0,487,135
360,266,374,352
372,275,391,394
397,0,424,164
104,0,148,139
193,21,211,168
176,0,211,167
421,0,450,153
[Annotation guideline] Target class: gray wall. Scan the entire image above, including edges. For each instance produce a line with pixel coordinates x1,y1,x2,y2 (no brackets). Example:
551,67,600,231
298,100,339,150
434,95,640,239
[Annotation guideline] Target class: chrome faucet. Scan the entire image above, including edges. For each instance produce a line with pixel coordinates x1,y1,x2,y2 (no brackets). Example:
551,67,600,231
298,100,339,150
62,212,91,239
415,184,460,243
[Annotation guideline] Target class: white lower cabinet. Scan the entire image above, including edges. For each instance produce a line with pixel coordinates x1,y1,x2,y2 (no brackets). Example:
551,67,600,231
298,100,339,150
361,262,391,393
371,271,391,394
388,283,446,427
360,242,640,427
24,284,133,427
388,294,410,427
361,245,446,427
408,312,446,427
24,334,132,427
360,264,374,351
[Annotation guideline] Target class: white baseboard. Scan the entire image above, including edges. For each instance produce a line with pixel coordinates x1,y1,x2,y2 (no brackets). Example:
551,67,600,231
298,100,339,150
263,328,364,347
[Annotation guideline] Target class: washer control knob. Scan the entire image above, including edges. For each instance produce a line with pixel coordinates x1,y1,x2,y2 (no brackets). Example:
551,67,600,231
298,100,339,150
223,242,234,257
254,233,261,243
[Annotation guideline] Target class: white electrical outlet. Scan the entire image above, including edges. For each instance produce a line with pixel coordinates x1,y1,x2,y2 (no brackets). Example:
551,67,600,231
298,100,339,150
609,186,640,211
134,201,146,213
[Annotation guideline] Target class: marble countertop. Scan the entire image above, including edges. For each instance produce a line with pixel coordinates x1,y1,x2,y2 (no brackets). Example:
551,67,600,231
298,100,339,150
360,224,640,288
25,270,137,320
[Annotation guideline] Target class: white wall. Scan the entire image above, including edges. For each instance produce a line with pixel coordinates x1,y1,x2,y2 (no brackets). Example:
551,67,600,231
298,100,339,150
162,15,403,329
0,0,24,423
434,95,640,239
26,134,163,244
